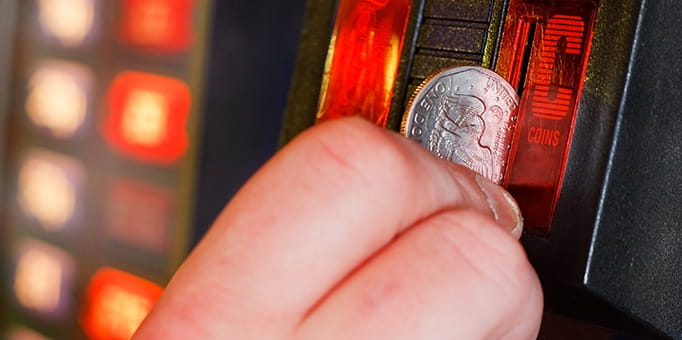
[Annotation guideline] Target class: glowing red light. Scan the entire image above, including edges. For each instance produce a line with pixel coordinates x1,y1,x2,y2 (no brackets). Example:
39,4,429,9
496,0,597,235
103,71,190,165
81,268,163,340
120,0,194,52
316,0,412,126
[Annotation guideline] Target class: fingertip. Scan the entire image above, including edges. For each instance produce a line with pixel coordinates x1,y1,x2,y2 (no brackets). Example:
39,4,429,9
474,175,524,239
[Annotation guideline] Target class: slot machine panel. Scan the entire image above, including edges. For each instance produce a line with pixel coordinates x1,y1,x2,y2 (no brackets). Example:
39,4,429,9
282,0,682,338
0,0,308,338
0,1,213,337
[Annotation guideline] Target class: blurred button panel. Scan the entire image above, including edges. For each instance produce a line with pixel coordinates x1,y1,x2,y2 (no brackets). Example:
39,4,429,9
1,0,218,338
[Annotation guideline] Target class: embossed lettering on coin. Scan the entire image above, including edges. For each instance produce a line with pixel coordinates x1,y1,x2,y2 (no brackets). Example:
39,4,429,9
402,66,520,183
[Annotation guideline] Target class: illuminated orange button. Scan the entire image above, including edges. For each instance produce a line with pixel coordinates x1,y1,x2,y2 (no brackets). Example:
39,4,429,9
120,0,195,52
81,268,163,340
103,71,190,165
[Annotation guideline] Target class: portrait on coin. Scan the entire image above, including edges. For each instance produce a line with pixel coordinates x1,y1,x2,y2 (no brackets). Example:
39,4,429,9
428,93,493,179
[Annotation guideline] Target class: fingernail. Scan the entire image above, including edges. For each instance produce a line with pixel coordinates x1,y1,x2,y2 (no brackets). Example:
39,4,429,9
475,176,524,239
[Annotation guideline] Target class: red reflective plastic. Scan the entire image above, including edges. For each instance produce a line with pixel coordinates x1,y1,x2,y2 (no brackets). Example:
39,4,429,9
317,0,411,126
496,0,597,235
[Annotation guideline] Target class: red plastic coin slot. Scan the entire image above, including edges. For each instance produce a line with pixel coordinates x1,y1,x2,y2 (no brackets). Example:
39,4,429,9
120,0,194,52
496,0,597,235
103,71,190,165
316,0,411,126
81,268,163,340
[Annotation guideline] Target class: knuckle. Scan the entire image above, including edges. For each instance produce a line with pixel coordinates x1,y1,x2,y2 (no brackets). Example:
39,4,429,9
295,117,416,185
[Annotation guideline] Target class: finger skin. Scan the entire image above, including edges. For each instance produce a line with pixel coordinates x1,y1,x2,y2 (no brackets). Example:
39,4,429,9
134,117,531,339
295,209,543,340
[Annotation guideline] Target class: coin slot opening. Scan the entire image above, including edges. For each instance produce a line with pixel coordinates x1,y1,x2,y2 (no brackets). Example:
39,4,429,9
516,22,536,97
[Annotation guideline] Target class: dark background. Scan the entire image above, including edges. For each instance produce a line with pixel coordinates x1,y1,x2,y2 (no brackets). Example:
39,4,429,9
191,0,308,244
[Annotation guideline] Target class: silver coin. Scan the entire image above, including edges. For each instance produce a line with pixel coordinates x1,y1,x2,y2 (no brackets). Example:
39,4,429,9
402,66,519,184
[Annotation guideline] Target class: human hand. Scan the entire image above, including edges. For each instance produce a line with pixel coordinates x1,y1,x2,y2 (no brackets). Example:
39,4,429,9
133,117,543,339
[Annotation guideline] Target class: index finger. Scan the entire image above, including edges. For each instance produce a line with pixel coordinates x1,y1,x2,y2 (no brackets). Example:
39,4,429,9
134,117,523,339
